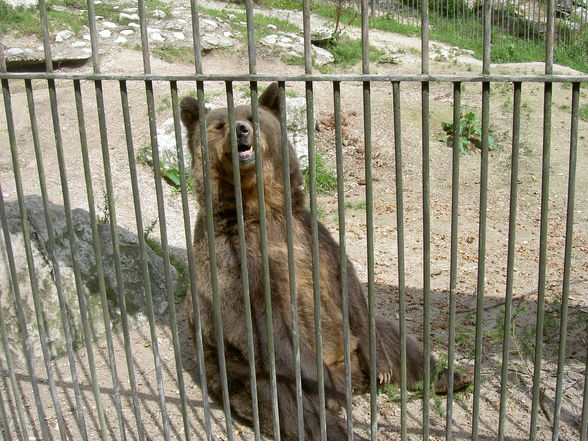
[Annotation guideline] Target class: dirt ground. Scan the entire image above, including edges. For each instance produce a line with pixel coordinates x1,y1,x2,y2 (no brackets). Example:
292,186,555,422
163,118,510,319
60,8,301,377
1,1,587,440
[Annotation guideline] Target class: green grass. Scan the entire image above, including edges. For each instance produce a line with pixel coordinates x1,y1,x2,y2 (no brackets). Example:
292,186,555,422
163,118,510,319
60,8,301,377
580,103,588,121
144,226,189,304
0,0,87,35
1,0,173,36
303,153,337,194
345,199,367,210
262,0,588,73
152,46,195,64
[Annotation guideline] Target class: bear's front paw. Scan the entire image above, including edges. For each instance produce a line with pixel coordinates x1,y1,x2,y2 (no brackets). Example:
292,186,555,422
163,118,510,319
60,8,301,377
434,366,474,394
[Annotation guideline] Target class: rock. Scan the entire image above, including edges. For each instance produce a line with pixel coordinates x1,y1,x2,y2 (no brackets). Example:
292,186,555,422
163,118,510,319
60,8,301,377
0,196,177,367
151,33,166,42
119,12,139,21
83,34,91,40
114,36,128,44
311,27,334,47
71,41,88,48
4,0,37,6
201,18,219,29
261,34,278,45
227,13,237,20
312,45,334,66
267,24,278,30
101,21,117,29
128,23,140,28
260,32,334,66
201,33,233,51
55,30,74,42
6,48,25,56
99,29,111,38
4,48,91,70
285,97,315,169
120,29,135,36
173,32,185,40
152,117,191,173
152,9,166,19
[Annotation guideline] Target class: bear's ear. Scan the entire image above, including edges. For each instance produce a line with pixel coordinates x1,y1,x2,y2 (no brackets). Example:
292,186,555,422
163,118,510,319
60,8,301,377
258,82,280,117
180,96,208,129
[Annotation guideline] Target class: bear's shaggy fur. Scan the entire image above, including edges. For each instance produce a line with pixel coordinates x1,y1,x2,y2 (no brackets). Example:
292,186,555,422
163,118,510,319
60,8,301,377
181,83,472,441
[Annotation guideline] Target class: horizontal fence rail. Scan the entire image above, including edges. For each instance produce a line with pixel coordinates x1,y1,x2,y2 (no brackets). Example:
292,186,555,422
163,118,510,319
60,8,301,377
0,0,587,441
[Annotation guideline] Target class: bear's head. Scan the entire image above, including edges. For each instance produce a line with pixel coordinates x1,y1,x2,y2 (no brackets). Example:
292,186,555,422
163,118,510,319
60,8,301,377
180,82,305,216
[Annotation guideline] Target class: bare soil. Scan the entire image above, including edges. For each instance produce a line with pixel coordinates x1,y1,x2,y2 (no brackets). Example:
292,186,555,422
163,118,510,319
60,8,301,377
1,1,587,440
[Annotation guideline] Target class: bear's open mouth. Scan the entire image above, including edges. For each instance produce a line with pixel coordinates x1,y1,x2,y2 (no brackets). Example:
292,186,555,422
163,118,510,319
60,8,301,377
237,143,255,164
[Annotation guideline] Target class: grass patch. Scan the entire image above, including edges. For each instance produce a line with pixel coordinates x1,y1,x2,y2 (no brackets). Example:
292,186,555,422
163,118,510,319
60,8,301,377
265,0,588,72
0,0,88,35
198,5,299,41
345,199,366,210
152,46,195,64
144,222,189,304
580,103,588,121
303,153,337,194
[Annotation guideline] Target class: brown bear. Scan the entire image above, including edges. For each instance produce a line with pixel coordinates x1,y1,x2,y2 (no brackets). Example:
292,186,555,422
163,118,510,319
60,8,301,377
181,83,473,441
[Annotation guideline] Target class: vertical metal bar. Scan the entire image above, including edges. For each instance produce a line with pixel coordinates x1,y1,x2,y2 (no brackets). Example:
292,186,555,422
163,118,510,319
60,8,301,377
551,82,580,441
225,80,262,441
36,0,52,73
359,0,377,439
22,80,76,441
245,0,281,438
123,79,173,441
1,81,50,441
529,0,555,438
582,348,588,441
46,76,92,441
0,242,28,441
85,0,100,72
74,80,128,441
191,1,234,438
472,3,493,439
137,0,152,74
0,372,11,441
301,0,328,439
93,79,130,441
421,1,432,438
170,81,214,441
333,81,354,441
445,81,462,441
277,81,305,441
149,76,192,441
117,79,164,441
31,76,100,441
392,81,408,441
162,81,201,441
497,82,522,441
195,78,235,441
184,6,216,434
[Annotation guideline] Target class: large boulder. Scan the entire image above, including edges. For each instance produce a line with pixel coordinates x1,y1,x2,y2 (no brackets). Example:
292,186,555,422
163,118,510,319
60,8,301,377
0,196,177,366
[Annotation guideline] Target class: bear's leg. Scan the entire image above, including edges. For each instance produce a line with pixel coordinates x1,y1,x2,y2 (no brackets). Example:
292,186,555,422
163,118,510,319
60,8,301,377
202,349,362,441
375,317,474,393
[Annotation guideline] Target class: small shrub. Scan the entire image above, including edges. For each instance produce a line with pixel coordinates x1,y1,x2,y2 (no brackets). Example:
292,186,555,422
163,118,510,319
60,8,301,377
303,153,337,194
439,111,496,155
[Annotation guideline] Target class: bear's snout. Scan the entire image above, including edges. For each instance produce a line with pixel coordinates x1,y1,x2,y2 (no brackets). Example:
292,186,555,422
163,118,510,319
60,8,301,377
236,121,252,145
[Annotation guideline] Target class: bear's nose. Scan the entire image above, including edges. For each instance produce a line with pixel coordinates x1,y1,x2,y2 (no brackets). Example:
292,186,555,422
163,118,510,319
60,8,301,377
236,122,250,140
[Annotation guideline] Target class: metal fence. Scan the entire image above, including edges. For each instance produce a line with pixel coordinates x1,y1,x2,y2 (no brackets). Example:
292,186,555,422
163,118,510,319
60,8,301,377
0,0,587,440
358,0,588,47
